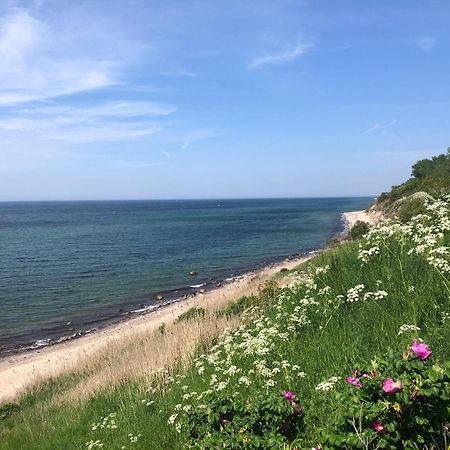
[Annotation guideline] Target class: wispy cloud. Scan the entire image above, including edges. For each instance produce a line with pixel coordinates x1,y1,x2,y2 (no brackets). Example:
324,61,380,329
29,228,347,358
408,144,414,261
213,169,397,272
412,36,436,52
0,8,121,106
249,40,313,68
0,101,173,143
363,119,397,135
19,101,176,119
158,67,197,78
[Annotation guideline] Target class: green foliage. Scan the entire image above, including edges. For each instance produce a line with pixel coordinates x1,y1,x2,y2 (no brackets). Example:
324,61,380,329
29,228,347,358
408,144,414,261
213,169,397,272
0,404,20,422
326,235,341,248
412,149,450,179
396,195,428,223
321,347,450,449
378,148,450,208
216,295,258,318
175,307,206,323
178,390,305,449
257,279,282,307
348,220,370,240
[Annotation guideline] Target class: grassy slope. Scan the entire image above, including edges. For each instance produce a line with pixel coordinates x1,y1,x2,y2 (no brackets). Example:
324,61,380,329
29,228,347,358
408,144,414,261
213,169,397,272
1,212,449,448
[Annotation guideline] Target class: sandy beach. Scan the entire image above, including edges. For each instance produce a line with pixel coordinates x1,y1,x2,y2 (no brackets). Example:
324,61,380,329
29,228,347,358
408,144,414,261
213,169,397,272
0,252,315,404
342,209,382,232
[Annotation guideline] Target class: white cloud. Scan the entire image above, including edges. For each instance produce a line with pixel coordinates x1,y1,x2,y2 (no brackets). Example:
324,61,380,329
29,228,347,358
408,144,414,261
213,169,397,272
0,8,119,106
0,100,173,143
43,123,160,143
249,40,313,68
413,36,436,52
363,119,397,135
19,101,176,119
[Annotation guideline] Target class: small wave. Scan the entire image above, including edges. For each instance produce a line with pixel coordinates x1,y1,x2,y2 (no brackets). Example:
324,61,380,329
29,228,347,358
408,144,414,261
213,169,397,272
190,283,206,288
31,339,51,349
131,304,161,314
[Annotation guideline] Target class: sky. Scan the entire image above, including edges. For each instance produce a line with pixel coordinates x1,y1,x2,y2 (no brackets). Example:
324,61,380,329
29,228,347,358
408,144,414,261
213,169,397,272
0,0,449,201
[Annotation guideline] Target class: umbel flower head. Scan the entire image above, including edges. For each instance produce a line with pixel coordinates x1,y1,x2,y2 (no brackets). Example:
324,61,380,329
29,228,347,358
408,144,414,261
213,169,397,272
410,339,432,360
382,378,403,394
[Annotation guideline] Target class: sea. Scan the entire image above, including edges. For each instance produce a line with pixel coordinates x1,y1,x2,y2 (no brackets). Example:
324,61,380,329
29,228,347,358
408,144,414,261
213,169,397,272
0,197,372,354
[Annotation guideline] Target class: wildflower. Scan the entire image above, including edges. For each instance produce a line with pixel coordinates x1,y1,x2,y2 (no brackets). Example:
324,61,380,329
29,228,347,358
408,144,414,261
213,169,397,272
397,324,420,335
393,402,402,412
167,414,178,425
411,339,432,360
346,284,365,303
315,376,340,391
293,407,304,415
346,370,362,388
283,390,296,401
372,421,387,433
382,378,403,394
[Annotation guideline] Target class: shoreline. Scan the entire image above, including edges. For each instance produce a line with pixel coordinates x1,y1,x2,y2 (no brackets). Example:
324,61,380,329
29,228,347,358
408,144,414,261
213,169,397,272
0,252,316,403
0,249,319,357
0,208,378,403
342,209,382,235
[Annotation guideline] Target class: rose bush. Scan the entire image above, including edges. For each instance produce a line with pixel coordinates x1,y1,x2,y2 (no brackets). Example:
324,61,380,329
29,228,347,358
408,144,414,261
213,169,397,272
320,341,450,449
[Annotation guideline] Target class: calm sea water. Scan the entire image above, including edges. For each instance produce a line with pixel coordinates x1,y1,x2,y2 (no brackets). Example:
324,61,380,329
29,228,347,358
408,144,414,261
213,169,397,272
0,198,371,352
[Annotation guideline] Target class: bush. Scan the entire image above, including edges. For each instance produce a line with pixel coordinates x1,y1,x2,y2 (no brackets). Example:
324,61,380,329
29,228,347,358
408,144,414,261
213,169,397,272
321,342,450,449
349,221,370,240
216,295,258,318
176,389,306,449
175,307,206,323
0,404,19,421
397,196,428,223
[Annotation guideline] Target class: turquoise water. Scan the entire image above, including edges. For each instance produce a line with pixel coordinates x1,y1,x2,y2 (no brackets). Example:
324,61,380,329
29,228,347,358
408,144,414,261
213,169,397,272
0,198,372,352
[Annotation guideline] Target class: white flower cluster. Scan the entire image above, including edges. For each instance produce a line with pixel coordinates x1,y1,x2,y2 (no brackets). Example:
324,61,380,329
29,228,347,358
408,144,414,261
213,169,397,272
167,272,330,432
91,413,118,431
85,440,104,449
358,196,450,277
346,284,365,303
315,376,341,391
363,290,388,301
397,324,421,335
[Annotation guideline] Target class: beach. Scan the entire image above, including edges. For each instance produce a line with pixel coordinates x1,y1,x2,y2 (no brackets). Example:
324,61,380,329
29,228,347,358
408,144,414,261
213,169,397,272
342,209,382,232
0,253,314,403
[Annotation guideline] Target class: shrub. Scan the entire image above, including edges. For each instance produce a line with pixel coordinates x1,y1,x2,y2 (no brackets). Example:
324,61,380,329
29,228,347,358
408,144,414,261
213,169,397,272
326,235,341,248
397,196,428,223
175,389,306,449
349,221,370,240
258,279,282,307
321,341,450,449
176,307,206,323
216,295,258,318
0,404,20,421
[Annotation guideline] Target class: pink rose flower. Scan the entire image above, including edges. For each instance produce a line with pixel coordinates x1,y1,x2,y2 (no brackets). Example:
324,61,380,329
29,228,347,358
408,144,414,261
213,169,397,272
410,340,432,360
372,420,387,433
293,407,304,415
382,378,403,394
346,370,362,388
283,390,296,401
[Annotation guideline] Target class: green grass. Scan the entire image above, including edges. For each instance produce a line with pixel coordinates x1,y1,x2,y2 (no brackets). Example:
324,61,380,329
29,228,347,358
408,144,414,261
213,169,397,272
1,203,449,449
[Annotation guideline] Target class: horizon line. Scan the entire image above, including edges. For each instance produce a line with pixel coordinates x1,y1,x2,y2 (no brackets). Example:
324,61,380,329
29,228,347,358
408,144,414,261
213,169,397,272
0,195,377,203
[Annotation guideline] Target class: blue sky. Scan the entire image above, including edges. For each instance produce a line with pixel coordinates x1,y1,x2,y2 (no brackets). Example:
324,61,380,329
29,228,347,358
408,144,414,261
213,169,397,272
0,0,449,200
